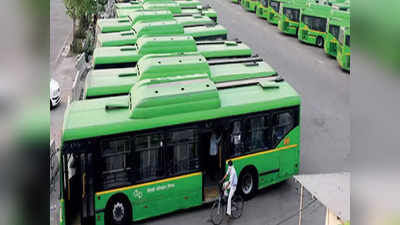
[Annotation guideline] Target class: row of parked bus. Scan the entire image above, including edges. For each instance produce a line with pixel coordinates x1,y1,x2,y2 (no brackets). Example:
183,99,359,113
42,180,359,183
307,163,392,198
236,0,350,71
59,1,301,225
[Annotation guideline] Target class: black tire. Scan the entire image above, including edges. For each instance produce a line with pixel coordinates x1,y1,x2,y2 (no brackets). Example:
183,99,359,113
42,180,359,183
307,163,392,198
105,194,132,225
231,195,244,219
295,27,299,36
316,36,324,48
210,201,224,225
238,167,258,200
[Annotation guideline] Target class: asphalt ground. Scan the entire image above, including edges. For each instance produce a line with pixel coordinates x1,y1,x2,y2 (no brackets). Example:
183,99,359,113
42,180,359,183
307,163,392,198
50,0,349,224
50,0,72,73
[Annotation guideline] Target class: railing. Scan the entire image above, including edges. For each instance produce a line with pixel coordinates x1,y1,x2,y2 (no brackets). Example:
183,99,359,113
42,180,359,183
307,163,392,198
71,53,91,102
50,139,59,191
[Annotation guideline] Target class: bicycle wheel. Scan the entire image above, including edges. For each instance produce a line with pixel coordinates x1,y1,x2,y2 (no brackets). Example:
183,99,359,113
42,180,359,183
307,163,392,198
231,195,244,219
210,201,225,225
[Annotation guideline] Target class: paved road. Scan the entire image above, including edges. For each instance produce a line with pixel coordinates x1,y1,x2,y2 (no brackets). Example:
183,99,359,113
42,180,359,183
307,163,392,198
50,0,72,73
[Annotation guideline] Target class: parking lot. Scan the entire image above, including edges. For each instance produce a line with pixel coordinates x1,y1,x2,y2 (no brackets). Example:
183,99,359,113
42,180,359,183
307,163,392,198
50,0,349,224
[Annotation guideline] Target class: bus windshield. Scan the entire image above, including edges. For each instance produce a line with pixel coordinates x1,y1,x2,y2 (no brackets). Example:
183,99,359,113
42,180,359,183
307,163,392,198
301,15,327,32
270,1,280,12
329,24,340,39
283,7,300,22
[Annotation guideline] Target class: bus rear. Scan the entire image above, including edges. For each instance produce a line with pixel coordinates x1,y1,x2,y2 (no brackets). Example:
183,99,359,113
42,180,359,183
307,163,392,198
336,26,350,71
243,0,259,12
256,0,269,19
278,0,306,35
298,3,331,47
267,0,287,25
324,10,349,57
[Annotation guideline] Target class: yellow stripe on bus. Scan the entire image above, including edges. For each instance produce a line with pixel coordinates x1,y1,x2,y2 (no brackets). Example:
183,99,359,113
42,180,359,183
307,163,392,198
96,172,202,196
229,144,298,162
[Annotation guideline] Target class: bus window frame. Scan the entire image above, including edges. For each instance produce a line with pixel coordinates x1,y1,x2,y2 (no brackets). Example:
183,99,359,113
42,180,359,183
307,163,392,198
284,7,300,22
301,14,327,32
165,126,201,177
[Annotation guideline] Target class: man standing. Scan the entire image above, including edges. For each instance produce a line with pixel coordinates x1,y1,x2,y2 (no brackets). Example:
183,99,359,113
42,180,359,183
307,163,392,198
209,131,221,179
220,160,238,217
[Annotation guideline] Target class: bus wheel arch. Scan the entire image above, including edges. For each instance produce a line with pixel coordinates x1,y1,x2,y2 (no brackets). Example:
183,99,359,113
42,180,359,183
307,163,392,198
316,36,324,48
238,165,258,200
105,193,132,225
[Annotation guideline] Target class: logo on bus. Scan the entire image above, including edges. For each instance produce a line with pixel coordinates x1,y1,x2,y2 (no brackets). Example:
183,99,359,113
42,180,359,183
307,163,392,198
284,138,290,145
133,189,143,199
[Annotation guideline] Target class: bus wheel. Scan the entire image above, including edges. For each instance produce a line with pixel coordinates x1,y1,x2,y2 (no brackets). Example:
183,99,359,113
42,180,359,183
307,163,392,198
316,36,324,48
105,194,132,225
238,167,258,200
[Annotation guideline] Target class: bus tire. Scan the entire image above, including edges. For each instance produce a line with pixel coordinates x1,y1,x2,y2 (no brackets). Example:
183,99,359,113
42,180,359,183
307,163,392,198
238,166,258,200
105,193,132,225
316,36,324,48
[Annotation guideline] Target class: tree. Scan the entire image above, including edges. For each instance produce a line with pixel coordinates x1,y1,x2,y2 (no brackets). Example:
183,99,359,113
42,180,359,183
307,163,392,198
64,0,98,52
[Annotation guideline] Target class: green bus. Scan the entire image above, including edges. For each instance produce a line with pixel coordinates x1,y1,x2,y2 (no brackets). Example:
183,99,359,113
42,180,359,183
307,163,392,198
331,2,350,12
115,0,202,10
266,0,288,25
297,3,331,47
115,3,218,21
96,20,227,48
277,0,307,36
242,0,259,12
255,0,269,19
86,53,276,98
324,10,349,57
97,10,215,33
93,36,251,69
336,26,350,71
59,55,301,225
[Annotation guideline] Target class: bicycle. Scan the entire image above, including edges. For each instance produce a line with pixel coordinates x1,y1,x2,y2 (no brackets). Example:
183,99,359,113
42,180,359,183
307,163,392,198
210,183,244,225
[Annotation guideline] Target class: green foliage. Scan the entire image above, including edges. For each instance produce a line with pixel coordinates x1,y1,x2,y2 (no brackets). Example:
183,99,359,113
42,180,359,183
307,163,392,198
64,0,97,19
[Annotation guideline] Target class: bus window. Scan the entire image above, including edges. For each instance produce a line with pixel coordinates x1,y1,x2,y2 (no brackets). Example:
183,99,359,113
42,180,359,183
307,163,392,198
133,133,163,181
284,8,300,22
101,137,130,172
338,29,344,45
345,35,350,47
270,1,280,12
229,121,244,156
302,15,327,32
261,0,268,7
166,128,200,175
99,137,131,189
244,115,271,152
272,111,294,146
329,24,340,39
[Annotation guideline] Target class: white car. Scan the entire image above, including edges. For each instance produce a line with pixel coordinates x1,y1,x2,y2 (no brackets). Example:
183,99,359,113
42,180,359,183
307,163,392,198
50,78,61,109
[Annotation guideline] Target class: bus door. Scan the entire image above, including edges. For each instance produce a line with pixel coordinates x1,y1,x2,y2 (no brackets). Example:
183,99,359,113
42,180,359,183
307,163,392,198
80,153,95,225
